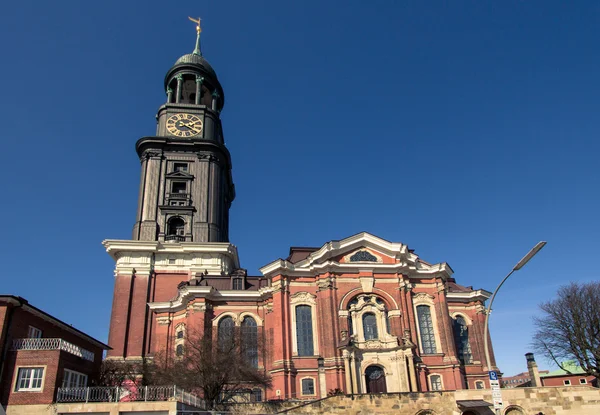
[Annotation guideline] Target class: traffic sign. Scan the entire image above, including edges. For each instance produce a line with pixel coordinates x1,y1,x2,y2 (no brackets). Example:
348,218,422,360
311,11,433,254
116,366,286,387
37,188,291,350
489,371,498,381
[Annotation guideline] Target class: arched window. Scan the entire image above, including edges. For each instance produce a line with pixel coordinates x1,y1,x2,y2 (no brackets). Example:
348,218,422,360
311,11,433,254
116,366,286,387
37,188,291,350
429,374,442,391
218,316,234,350
417,305,437,354
295,305,314,356
241,316,258,368
453,316,473,364
167,217,185,240
475,380,485,389
362,313,378,340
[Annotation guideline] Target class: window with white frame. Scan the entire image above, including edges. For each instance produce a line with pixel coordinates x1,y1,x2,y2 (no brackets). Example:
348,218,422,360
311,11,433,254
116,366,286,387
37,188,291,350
27,326,42,338
564,379,571,386
62,369,87,388
301,378,315,395
475,381,485,389
15,367,44,391
580,378,587,384
429,374,442,391
416,305,437,354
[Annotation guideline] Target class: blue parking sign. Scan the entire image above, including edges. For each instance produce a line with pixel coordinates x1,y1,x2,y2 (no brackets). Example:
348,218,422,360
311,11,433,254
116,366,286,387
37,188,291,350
489,371,498,381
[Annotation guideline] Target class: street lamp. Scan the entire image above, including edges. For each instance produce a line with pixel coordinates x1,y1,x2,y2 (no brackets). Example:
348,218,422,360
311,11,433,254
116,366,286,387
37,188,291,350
483,241,546,414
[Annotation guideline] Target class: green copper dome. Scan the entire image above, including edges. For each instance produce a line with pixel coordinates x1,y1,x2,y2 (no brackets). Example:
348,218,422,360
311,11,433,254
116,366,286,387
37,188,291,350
173,53,217,79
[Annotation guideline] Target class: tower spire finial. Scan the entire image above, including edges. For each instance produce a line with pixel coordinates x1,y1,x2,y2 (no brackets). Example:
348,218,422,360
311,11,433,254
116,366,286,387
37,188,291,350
188,16,202,56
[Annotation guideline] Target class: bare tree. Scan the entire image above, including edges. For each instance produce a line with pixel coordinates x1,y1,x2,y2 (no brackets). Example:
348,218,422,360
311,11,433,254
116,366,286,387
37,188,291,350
94,359,143,386
147,327,271,409
532,281,600,380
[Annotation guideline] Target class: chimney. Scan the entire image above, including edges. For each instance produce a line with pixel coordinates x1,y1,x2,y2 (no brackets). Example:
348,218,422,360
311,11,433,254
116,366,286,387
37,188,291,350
525,352,542,387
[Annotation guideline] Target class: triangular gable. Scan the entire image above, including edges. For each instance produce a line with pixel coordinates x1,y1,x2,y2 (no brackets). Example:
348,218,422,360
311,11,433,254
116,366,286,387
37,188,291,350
165,171,195,179
259,232,453,279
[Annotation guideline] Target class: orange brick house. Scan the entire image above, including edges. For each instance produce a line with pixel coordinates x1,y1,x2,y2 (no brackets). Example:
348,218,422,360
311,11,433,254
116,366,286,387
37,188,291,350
0,296,109,409
103,27,499,400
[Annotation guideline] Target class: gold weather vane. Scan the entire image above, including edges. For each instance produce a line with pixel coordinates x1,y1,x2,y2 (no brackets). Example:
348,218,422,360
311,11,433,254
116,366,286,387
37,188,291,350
188,16,203,56
188,16,202,34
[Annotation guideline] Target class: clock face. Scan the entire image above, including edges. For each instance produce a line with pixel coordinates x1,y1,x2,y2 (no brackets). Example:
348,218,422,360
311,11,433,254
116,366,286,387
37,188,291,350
166,113,203,137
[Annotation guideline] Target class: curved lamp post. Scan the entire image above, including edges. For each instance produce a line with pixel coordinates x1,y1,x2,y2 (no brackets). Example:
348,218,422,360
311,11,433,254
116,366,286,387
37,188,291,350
483,241,546,414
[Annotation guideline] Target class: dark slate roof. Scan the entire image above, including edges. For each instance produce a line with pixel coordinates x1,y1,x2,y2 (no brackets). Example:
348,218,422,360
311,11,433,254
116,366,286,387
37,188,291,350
447,281,474,293
174,53,217,79
286,247,320,263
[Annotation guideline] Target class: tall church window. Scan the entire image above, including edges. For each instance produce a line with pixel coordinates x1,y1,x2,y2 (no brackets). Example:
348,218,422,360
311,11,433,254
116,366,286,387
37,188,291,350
453,316,473,364
241,316,258,368
295,305,314,356
417,305,437,354
176,344,184,356
218,316,235,350
362,313,378,340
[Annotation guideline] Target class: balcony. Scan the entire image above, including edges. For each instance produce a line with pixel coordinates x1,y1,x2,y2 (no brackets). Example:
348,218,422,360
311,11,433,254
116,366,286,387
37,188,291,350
12,338,95,362
168,192,189,200
165,234,185,242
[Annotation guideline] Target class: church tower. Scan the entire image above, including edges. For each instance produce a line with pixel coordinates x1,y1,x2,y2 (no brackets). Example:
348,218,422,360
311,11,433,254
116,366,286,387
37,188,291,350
104,20,241,360
133,19,234,243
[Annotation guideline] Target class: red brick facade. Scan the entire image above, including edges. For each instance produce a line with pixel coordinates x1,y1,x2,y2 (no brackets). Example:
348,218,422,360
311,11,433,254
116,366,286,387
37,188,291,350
105,233,499,400
0,296,109,407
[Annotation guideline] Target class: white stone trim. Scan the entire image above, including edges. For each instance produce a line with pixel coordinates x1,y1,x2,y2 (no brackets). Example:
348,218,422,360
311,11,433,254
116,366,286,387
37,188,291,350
148,285,274,312
238,311,263,326
259,232,452,279
446,290,491,302
450,311,473,326
213,312,238,327
339,287,399,310
103,239,240,277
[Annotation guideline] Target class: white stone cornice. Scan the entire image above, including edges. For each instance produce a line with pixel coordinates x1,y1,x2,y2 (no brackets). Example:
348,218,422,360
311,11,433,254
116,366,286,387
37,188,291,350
446,289,491,303
103,239,241,277
148,285,274,313
259,232,453,279
260,260,452,279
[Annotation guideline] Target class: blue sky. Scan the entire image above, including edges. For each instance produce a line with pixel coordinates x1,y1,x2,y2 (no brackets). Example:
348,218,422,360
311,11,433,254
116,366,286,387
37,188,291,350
1,1,599,377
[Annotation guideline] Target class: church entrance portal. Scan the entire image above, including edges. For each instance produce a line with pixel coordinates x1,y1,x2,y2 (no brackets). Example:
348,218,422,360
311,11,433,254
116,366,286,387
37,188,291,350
365,365,387,393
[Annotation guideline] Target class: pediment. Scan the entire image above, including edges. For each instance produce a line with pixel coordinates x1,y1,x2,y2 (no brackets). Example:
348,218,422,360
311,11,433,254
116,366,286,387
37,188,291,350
165,171,194,180
260,232,453,278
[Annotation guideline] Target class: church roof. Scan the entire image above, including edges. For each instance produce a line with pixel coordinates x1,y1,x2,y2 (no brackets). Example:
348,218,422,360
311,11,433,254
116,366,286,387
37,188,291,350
174,53,218,79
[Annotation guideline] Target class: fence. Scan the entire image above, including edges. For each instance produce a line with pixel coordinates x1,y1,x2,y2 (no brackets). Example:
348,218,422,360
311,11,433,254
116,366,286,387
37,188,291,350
56,385,205,409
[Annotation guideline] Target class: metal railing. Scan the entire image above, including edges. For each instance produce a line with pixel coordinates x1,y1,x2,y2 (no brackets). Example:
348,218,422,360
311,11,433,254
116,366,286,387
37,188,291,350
165,235,185,242
168,193,190,200
56,385,205,409
12,338,95,362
